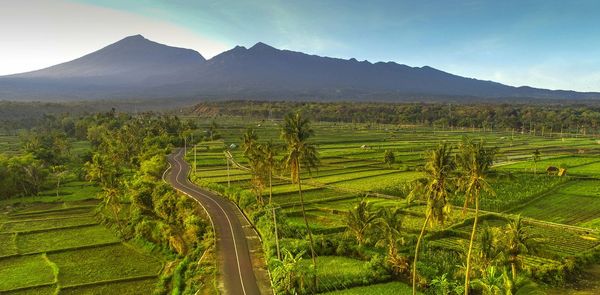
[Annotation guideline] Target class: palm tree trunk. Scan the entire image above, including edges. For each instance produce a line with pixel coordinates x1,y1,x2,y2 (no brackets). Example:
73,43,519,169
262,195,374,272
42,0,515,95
298,164,318,293
270,170,281,260
413,212,431,295
464,195,480,295
511,261,517,281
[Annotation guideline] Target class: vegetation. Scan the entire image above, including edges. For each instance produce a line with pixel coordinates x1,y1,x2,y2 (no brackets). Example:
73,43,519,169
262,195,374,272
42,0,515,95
0,111,215,294
4,100,600,294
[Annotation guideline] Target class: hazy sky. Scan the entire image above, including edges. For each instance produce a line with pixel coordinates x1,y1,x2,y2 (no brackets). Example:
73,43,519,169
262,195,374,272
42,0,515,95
2,0,600,92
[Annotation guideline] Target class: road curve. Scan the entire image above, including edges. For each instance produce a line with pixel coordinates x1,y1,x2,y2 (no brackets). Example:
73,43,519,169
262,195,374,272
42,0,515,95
166,148,261,295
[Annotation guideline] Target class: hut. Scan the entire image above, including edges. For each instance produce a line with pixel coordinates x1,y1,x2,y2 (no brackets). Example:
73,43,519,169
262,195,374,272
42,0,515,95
546,166,559,176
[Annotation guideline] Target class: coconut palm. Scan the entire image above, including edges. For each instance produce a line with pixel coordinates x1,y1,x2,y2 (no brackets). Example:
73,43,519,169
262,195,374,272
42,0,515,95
456,138,496,294
411,143,455,295
281,112,320,290
472,266,503,295
242,128,267,205
376,207,408,277
259,140,282,259
502,216,539,281
242,128,259,158
346,199,380,246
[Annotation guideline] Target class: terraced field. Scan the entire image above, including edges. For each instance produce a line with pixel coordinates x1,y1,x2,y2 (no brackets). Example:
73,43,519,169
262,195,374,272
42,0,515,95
510,180,600,227
0,184,164,294
185,119,600,293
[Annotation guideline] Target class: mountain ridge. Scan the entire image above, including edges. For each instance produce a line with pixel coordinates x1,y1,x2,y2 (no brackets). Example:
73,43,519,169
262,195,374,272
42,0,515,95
1,34,598,101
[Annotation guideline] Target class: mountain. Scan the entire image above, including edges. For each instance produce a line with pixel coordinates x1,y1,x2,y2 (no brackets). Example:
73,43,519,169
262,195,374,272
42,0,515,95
0,35,598,101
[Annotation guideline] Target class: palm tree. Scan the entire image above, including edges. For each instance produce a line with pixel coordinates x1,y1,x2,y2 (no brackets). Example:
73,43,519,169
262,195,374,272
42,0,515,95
456,138,496,294
242,128,265,204
100,186,123,230
376,207,408,277
346,199,380,246
411,143,455,295
472,266,503,295
502,216,539,281
281,112,320,290
260,140,282,259
242,128,259,158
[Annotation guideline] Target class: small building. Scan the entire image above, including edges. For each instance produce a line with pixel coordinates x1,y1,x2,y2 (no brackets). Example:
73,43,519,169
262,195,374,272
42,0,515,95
229,144,237,149
546,166,559,176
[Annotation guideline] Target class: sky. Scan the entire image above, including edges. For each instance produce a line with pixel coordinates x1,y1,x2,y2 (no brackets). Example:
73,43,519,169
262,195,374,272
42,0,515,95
2,0,600,92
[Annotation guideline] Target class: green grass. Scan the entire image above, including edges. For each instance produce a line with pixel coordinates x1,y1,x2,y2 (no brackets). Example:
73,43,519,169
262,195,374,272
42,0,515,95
497,155,598,172
0,254,55,291
453,174,566,212
0,181,100,206
300,256,388,293
510,180,600,226
17,225,120,254
191,120,600,293
3,284,57,295
333,171,423,191
568,162,600,177
2,216,98,233
0,233,18,257
48,243,163,286
321,281,416,295
59,278,158,295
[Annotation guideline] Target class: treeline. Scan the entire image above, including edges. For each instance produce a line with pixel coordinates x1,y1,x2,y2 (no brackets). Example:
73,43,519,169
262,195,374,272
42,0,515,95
0,98,196,132
191,101,600,133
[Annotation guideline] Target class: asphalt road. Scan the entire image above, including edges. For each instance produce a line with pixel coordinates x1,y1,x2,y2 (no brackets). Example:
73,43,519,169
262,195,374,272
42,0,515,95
166,148,261,295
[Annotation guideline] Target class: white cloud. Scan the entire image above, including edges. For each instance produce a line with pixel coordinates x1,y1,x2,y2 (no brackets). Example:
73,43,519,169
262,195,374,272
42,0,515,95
0,0,230,75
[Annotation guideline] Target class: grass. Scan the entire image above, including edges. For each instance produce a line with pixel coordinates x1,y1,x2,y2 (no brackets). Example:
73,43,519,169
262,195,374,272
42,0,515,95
48,243,163,286
453,174,566,212
0,233,18,256
299,256,389,293
59,278,158,295
189,120,600,293
321,281,416,295
2,216,98,233
0,254,55,291
510,180,600,227
0,187,164,293
2,285,57,295
17,225,120,254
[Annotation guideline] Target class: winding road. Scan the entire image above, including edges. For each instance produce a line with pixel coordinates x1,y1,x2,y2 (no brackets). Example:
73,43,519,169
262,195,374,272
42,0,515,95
166,148,263,295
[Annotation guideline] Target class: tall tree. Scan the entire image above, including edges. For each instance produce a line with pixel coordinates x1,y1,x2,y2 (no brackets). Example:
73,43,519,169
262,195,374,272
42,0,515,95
281,112,320,291
259,140,282,259
456,138,496,294
242,128,266,205
411,143,455,295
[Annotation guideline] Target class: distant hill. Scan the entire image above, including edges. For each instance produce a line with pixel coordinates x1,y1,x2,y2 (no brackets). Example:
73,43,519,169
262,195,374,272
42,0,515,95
1,34,598,101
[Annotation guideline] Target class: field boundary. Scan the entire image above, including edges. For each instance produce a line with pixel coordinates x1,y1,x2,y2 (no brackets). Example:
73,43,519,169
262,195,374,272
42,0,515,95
59,274,159,290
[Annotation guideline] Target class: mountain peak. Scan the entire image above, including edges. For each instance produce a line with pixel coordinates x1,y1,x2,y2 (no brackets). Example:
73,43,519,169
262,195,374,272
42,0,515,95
249,42,277,51
10,34,205,80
